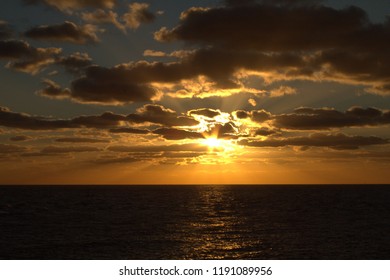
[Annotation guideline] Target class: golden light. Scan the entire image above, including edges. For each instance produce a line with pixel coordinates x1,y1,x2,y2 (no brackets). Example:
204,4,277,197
203,137,222,148
201,137,238,153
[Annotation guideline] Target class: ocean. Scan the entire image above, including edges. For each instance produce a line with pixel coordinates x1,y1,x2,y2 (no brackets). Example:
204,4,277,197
0,185,389,259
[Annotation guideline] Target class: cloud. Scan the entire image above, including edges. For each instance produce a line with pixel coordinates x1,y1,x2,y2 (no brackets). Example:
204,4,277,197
188,108,221,119
254,128,278,136
224,0,258,6
6,49,61,74
0,143,27,153
107,143,208,153
248,98,257,107
153,128,203,140
162,151,205,159
273,107,390,130
0,40,28,59
205,122,239,139
56,52,92,74
109,127,150,134
239,133,389,150
0,106,125,130
143,49,167,57
9,135,32,142
41,145,101,154
55,137,109,143
0,21,12,40
81,9,125,32
62,112,126,128
80,3,158,31
233,110,250,119
224,0,323,7
0,40,61,74
122,2,156,29
234,109,271,122
127,104,199,127
38,79,71,99
234,106,390,130
0,40,41,59
93,156,141,165
0,105,197,131
156,4,373,52
269,86,297,97
23,0,116,12
24,21,100,44
37,47,303,103
154,3,390,95
62,64,163,104
251,110,273,123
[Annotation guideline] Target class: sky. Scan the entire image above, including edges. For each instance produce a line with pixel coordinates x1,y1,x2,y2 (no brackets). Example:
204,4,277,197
0,0,390,184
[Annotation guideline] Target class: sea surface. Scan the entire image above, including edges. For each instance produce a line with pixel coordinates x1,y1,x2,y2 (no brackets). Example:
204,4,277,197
0,185,389,259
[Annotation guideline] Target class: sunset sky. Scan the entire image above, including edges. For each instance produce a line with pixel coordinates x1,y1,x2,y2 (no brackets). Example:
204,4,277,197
1,0,390,184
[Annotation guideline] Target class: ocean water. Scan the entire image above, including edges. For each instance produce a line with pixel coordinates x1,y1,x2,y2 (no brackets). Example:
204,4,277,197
0,185,389,260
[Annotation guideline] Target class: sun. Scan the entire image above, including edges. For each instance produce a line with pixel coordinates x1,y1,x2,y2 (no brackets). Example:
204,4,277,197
203,137,222,148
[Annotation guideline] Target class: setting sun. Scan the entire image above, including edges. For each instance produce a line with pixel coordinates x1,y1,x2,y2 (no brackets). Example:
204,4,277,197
203,137,222,148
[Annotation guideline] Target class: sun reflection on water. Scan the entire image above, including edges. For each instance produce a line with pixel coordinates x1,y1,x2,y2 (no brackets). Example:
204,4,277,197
180,186,262,259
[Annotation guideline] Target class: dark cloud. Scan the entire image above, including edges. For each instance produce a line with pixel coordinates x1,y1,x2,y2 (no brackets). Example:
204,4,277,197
37,46,308,103
123,2,156,29
41,145,101,154
0,106,125,130
93,156,141,165
61,65,163,104
94,150,206,165
71,77,158,104
109,127,150,134
233,110,250,119
9,135,32,142
0,40,61,74
70,112,126,128
24,21,99,44
156,5,374,52
154,3,390,95
0,21,12,40
225,0,322,6
239,133,389,150
259,0,323,6
81,9,125,32
187,48,302,86
235,106,390,130
0,40,42,58
38,79,71,99
234,109,272,122
255,128,278,136
0,105,197,131
251,110,272,123
154,128,203,140
205,122,238,139
56,52,92,74
127,104,199,127
224,0,257,6
273,107,390,130
55,137,109,143
107,143,208,153
0,143,27,153
162,151,206,159
23,0,116,12
188,108,221,118
0,106,67,130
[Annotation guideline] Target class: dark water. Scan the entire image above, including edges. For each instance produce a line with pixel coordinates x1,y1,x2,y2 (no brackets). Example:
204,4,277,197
0,185,389,259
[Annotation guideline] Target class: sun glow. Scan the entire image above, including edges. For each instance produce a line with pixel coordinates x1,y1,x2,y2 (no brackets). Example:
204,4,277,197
203,137,222,148
201,137,238,153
